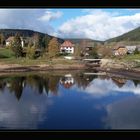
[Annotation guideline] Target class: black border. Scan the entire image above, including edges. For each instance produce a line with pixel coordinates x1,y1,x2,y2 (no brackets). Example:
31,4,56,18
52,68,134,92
0,0,139,7
0,0,140,139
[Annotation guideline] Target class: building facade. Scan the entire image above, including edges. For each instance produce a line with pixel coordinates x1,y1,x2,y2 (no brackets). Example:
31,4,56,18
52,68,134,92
60,40,75,54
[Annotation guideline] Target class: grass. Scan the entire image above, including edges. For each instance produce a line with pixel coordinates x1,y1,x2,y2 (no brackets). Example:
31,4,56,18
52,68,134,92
0,48,80,66
123,54,140,62
0,48,15,58
0,50,79,66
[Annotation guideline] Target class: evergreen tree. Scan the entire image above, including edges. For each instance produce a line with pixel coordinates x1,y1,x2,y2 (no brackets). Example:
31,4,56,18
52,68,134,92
0,33,5,46
12,33,23,58
48,38,59,58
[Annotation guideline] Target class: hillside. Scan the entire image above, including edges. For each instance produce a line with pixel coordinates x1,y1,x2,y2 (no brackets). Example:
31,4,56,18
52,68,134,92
0,29,64,43
64,38,104,45
106,26,140,43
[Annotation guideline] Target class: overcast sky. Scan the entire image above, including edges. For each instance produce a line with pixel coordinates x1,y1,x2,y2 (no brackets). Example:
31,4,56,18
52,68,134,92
0,9,140,41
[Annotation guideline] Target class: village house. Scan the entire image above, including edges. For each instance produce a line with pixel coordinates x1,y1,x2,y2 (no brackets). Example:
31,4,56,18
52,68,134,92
136,45,140,52
125,46,136,54
60,40,75,54
6,36,24,47
113,46,128,56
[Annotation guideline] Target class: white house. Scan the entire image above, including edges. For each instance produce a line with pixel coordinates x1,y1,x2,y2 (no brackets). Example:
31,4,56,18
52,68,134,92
6,36,24,47
60,40,75,54
125,46,136,54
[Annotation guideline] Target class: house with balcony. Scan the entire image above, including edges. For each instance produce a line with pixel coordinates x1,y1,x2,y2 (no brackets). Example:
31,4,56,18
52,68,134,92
60,40,75,54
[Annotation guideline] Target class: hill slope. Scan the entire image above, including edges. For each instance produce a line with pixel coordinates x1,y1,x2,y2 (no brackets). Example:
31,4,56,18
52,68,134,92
0,29,64,43
65,38,104,45
106,26,140,43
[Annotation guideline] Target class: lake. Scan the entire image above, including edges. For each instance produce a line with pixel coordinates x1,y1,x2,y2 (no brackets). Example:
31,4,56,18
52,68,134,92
0,70,140,130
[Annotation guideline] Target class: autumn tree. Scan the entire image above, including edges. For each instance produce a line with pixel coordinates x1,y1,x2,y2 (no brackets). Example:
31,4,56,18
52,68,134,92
74,44,81,58
26,44,36,59
42,35,51,49
32,33,42,48
12,33,23,58
48,37,59,59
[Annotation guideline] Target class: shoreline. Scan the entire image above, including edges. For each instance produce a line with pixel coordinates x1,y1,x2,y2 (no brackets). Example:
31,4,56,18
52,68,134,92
0,63,139,79
0,64,140,79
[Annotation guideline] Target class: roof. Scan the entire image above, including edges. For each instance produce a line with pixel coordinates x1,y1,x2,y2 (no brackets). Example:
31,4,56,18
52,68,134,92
61,40,75,48
113,46,126,50
61,82,74,89
6,36,14,42
125,46,136,50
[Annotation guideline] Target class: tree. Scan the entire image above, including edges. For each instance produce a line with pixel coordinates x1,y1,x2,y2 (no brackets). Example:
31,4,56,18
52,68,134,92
48,37,59,59
89,47,99,59
74,44,81,58
0,33,5,46
32,33,43,49
26,45,36,59
134,48,139,54
12,33,23,58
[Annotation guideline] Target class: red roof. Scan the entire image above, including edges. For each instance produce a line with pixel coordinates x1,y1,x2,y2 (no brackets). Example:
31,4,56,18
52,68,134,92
61,40,74,48
62,82,74,89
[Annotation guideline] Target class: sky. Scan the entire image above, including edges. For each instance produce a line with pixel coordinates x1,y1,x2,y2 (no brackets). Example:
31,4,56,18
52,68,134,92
0,8,140,41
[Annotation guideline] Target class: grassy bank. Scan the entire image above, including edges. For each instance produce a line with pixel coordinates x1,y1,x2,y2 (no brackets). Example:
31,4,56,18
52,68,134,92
0,48,80,66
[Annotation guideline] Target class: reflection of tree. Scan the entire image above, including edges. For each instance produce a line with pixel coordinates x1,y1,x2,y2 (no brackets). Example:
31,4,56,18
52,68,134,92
8,77,25,100
0,79,6,92
111,77,127,88
74,74,97,89
133,80,140,87
48,76,59,95
26,75,49,95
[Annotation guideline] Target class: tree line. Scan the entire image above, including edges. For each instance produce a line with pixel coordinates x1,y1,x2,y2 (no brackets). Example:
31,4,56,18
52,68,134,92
0,32,61,59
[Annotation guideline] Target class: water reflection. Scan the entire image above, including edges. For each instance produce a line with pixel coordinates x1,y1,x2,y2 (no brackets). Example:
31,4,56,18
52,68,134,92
0,71,139,129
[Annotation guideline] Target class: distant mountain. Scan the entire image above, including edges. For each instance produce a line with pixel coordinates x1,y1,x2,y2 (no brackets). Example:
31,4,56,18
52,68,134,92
0,29,64,43
64,38,104,45
106,26,140,43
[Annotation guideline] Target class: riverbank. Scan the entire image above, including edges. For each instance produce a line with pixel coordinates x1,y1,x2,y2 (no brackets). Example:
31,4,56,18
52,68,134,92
0,63,88,73
0,58,140,79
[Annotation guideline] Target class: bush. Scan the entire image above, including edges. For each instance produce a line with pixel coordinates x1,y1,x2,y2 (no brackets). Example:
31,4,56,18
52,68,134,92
26,46,36,59
134,48,139,54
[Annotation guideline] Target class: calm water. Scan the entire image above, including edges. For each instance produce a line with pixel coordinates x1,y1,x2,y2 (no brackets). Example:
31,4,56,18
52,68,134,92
0,71,140,130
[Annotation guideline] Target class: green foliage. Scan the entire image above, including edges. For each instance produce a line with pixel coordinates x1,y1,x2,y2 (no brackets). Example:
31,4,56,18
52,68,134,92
134,48,140,55
12,33,23,58
0,48,15,58
89,47,99,59
0,33,5,45
26,45,36,59
48,38,59,59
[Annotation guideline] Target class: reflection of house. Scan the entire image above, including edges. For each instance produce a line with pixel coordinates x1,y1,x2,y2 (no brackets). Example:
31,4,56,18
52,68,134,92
112,78,127,88
113,46,128,56
6,36,24,47
60,74,74,89
60,40,75,54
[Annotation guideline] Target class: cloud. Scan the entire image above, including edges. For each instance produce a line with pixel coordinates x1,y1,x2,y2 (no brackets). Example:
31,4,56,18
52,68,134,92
58,10,140,40
0,9,62,35
105,96,140,129
0,86,53,129
73,78,140,98
38,10,62,22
